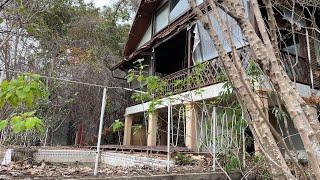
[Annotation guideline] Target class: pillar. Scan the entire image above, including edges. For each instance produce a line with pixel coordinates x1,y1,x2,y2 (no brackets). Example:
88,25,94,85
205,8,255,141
123,115,133,146
254,90,269,155
147,111,158,146
185,102,197,151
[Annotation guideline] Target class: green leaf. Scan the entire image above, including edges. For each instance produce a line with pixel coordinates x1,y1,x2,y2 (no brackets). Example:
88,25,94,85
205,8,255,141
25,117,37,130
11,119,25,133
0,80,8,90
25,94,34,108
31,74,41,81
18,6,26,14
11,115,22,124
16,90,27,99
26,25,34,33
110,120,124,132
0,120,8,130
0,18,3,24
137,75,144,82
21,111,36,118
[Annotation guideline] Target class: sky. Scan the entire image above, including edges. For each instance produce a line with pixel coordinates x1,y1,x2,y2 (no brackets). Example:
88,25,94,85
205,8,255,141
83,0,114,8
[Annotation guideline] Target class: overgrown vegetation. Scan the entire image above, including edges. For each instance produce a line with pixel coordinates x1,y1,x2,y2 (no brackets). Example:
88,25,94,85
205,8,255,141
0,0,137,146
0,74,47,145
174,153,196,166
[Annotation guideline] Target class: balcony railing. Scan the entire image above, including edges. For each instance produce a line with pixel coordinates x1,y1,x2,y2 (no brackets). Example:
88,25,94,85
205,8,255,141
157,59,221,97
128,51,311,106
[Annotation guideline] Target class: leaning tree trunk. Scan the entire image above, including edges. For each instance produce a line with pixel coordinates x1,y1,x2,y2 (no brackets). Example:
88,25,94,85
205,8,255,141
221,0,320,178
188,0,295,178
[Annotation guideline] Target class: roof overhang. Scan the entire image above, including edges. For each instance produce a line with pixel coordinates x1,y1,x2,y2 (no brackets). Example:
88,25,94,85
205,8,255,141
123,0,160,58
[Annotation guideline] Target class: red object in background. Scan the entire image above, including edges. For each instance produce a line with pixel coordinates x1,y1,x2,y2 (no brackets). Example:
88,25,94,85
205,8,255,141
75,123,83,146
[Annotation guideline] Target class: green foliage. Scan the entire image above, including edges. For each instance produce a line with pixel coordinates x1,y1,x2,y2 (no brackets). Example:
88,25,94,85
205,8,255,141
0,74,47,135
224,153,241,173
0,74,47,108
0,120,8,130
110,119,124,133
246,60,263,86
126,60,213,113
0,111,44,134
174,153,196,165
132,124,142,135
261,169,271,180
24,0,130,66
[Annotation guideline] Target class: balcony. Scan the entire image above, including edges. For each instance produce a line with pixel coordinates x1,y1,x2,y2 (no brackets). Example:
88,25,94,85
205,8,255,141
128,51,311,106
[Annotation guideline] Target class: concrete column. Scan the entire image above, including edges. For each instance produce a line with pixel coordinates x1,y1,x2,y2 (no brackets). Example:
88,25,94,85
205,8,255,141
185,102,197,151
123,115,133,146
147,111,159,147
254,90,269,155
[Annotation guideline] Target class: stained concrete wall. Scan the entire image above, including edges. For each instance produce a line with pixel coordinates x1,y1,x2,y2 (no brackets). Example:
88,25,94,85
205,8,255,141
32,149,173,167
101,152,172,167
34,149,96,163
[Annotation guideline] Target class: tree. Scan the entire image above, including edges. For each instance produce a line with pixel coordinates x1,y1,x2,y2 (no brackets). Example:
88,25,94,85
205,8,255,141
187,0,320,179
0,0,132,145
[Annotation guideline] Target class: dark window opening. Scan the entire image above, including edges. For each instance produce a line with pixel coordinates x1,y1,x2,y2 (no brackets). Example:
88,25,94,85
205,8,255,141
279,30,306,57
154,30,188,76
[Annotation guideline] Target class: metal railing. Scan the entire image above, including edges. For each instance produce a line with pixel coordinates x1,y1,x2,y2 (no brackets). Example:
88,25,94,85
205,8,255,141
127,51,311,106
157,59,220,97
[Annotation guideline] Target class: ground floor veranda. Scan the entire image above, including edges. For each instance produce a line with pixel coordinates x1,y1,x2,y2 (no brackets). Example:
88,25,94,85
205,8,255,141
121,82,320,158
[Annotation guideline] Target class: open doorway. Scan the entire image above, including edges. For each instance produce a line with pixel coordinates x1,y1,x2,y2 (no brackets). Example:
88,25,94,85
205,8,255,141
154,29,188,77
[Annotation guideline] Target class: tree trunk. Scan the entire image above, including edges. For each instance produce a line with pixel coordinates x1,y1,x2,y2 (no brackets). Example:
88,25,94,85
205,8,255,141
188,0,294,178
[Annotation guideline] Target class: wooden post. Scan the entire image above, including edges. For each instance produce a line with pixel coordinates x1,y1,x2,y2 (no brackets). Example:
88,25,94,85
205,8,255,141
147,110,159,147
123,115,133,146
75,123,84,146
187,28,192,70
185,102,197,151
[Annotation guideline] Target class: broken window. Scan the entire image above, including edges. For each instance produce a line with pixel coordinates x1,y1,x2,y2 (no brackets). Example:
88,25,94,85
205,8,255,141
192,6,248,63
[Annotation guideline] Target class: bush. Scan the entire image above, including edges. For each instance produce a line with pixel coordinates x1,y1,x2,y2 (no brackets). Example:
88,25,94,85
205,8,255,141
174,153,196,166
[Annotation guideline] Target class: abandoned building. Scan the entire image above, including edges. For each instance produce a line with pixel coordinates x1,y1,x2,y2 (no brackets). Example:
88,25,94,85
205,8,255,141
111,0,320,156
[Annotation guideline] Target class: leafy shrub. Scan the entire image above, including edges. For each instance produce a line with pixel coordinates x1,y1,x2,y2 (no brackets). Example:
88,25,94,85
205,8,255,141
0,74,47,135
174,153,196,166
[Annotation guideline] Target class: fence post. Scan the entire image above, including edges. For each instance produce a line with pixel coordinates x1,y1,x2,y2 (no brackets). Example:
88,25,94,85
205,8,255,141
212,106,216,171
167,101,171,173
94,87,107,176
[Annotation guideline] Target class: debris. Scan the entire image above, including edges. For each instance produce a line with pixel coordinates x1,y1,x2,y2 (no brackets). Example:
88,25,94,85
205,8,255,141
0,161,209,178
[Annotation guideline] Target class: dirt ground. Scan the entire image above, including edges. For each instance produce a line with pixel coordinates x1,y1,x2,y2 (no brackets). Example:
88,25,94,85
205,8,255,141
0,162,212,179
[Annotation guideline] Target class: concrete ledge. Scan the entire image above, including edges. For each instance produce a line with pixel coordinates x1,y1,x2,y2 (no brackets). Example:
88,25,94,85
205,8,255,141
33,149,172,167
101,152,173,167
34,149,96,163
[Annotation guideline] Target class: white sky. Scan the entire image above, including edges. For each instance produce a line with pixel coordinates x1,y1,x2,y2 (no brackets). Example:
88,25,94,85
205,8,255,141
84,0,115,8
